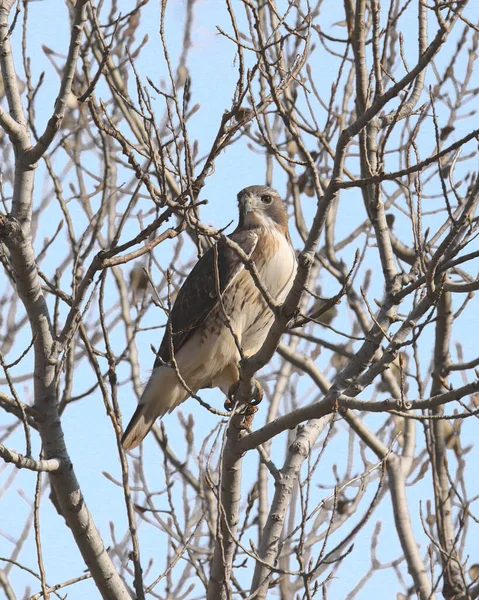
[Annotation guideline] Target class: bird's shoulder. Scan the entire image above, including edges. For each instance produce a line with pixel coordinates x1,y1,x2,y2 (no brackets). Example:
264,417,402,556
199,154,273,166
155,228,258,365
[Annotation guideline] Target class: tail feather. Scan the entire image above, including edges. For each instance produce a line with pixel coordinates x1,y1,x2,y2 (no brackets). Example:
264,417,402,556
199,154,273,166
121,402,158,450
122,366,191,449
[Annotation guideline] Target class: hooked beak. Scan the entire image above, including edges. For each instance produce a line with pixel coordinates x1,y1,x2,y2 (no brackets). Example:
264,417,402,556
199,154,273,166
241,194,254,214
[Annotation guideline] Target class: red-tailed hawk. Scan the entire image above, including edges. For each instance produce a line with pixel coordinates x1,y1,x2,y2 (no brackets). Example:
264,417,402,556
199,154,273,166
122,186,297,449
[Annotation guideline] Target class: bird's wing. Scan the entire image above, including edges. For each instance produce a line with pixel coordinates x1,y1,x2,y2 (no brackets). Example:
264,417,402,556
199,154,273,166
155,229,258,366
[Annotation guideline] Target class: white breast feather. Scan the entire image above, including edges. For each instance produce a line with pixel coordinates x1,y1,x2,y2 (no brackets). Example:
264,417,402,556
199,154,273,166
259,229,297,301
237,230,297,356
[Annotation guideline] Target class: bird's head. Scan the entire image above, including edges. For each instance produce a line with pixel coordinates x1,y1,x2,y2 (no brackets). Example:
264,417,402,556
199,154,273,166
237,185,289,233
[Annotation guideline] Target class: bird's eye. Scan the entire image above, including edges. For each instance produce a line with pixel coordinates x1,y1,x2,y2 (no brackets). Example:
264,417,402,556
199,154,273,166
262,194,273,205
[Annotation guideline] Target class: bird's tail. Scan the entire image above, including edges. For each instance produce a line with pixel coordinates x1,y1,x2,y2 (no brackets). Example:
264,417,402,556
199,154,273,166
121,401,158,450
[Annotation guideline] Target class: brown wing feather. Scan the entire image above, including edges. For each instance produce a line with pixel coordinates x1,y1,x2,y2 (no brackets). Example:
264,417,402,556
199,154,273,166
155,230,258,367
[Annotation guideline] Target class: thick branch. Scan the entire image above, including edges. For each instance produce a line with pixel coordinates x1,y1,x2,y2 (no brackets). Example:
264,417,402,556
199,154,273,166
207,420,246,599
430,292,465,598
388,457,435,599
0,444,62,472
250,417,331,598
0,3,131,597
239,380,479,452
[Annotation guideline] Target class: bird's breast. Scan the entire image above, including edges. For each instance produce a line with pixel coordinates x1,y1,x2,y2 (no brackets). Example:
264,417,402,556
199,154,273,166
211,228,297,356
252,228,297,301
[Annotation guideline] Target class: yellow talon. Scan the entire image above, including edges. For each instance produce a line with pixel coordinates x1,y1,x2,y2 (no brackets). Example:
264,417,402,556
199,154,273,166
224,379,263,411
250,379,264,406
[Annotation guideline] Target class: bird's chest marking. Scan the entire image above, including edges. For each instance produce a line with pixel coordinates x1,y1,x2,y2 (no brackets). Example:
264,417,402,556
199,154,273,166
201,229,296,347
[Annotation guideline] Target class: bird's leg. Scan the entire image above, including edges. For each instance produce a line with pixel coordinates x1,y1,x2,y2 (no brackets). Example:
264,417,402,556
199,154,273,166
224,381,238,412
224,378,263,412
250,379,263,406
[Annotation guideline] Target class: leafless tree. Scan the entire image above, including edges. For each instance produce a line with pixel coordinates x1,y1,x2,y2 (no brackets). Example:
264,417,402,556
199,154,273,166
0,0,478,599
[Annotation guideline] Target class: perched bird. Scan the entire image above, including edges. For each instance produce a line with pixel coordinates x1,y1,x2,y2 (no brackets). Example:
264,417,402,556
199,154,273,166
122,185,297,450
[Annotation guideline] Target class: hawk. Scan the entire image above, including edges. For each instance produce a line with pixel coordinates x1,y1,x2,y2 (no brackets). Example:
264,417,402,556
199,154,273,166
122,185,297,449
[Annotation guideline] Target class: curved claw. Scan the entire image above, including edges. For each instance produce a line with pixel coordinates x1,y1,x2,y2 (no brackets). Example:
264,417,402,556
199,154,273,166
225,379,263,411
249,379,264,406
224,382,239,411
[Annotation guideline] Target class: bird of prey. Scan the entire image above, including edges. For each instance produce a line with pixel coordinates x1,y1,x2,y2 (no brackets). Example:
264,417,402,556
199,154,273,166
122,185,297,450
